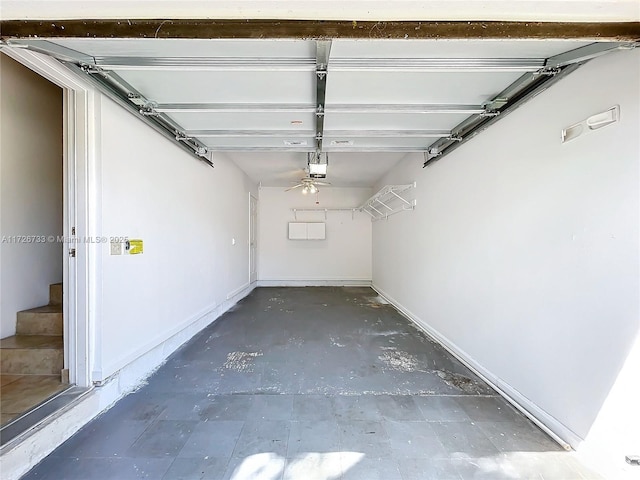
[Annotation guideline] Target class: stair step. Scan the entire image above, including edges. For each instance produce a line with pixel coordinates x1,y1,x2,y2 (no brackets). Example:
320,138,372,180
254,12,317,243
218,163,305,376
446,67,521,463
0,374,66,426
16,305,62,336
49,283,63,306
0,335,63,375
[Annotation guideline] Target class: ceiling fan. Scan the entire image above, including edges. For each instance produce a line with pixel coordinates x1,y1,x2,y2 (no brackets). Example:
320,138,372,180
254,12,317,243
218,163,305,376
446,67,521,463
285,177,331,194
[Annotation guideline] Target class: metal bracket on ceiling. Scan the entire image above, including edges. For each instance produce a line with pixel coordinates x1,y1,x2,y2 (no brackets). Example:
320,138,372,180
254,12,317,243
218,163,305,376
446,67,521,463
139,103,159,116
80,63,106,76
195,146,209,157
479,110,500,118
126,92,148,107
534,67,562,77
447,135,463,142
484,98,509,111
175,132,191,142
315,40,332,152
425,150,442,162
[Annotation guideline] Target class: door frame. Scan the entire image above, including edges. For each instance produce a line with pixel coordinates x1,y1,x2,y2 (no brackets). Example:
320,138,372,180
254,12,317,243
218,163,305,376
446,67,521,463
1,47,101,388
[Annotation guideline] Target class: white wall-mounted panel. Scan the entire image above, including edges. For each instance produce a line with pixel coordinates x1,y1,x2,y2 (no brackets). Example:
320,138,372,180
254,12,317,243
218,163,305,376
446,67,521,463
115,70,315,103
52,38,316,59
168,111,316,131
287,222,327,240
288,222,307,239
326,71,523,104
306,222,326,239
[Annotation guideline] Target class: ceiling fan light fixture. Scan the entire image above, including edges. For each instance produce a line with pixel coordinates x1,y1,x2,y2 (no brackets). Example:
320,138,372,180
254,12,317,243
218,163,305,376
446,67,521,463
309,184,318,194
302,185,310,195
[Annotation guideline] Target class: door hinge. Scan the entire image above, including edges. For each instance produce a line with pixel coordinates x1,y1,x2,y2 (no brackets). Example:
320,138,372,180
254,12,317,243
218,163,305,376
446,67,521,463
69,248,76,257
71,227,76,235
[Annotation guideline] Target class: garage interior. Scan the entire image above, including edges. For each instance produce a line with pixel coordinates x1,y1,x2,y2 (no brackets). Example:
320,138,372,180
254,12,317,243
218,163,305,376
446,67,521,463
0,15,639,480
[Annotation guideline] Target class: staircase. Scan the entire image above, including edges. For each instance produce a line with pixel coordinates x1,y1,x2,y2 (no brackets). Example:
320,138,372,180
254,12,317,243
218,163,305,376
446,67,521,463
0,283,66,426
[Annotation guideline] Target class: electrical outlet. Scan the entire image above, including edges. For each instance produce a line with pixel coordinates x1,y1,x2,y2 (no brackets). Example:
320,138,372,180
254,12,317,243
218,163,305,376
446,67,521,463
110,241,122,255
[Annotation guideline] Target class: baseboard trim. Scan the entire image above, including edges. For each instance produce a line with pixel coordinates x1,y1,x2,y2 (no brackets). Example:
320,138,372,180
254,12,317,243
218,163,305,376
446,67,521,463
0,283,256,480
227,281,253,300
372,283,583,451
257,279,372,287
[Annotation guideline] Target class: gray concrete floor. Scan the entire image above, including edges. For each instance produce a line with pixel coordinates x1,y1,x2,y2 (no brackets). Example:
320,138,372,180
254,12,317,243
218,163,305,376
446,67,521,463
22,287,602,479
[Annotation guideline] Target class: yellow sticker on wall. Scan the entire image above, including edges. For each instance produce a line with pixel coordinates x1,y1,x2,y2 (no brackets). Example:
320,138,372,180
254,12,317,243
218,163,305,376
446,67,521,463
127,239,143,255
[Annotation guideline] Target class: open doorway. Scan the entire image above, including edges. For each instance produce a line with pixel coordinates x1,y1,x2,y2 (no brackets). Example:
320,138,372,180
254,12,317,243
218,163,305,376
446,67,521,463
0,53,68,428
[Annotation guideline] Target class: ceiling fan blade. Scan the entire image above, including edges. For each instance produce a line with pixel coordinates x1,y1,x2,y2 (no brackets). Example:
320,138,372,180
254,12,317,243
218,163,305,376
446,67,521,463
314,181,331,185
285,184,304,192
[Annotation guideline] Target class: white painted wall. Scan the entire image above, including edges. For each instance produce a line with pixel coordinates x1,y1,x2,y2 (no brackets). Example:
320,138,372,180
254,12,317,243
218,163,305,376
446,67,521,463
258,187,372,284
0,51,259,479
0,54,63,338
97,95,257,379
372,48,639,475
2,1,638,22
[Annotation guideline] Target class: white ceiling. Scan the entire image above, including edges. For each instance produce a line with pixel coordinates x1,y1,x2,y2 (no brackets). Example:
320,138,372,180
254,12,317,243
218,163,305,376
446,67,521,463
231,152,407,187
45,37,594,186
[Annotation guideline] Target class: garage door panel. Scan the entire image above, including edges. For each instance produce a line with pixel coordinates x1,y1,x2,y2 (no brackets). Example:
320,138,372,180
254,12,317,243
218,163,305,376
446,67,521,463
326,71,524,104
115,70,315,103
323,136,441,151
202,136,316,150
323,112,470,131
167,111,317,131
